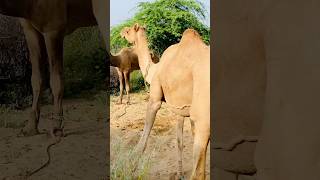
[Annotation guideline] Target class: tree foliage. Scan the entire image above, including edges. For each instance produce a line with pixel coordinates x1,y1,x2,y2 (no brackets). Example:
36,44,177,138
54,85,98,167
0,15,31,107
110,0,210,56
63,27,106,97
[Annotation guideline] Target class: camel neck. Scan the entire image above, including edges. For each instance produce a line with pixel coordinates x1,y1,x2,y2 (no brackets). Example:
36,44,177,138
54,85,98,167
135,32,156,83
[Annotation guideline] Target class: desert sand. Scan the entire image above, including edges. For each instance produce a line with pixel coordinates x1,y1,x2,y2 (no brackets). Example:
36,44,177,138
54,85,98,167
0,95,108,180
110,92,210,179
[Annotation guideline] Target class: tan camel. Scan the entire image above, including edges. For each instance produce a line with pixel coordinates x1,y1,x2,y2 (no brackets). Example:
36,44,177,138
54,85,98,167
120,27,159,84
0,0,107,136
110,47,159,104
121,24,210,179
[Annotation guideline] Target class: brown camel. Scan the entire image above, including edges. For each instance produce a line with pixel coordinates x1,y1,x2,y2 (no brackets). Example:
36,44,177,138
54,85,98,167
0,0,107,136
110,47,159,104
110,47,139,104
121,24,210,179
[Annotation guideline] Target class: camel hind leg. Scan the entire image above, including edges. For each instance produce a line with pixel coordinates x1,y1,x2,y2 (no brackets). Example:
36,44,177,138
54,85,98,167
116,68,124,104
123,71,131,104
19,19,47,136
44,30,65,136
176,116,185,179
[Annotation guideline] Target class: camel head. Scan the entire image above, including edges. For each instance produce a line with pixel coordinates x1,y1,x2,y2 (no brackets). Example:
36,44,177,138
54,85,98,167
120,23,147,44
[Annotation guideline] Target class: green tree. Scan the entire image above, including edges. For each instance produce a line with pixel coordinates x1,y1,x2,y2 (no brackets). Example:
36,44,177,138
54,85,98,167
110,0,210,55
63,27,106,97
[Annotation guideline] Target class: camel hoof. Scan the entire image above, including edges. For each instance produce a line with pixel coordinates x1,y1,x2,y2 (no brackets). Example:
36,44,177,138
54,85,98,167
50,114,64,137
18,127,39,137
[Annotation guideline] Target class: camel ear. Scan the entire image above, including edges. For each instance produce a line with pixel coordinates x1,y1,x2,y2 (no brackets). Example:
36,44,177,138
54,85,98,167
133,23,140,32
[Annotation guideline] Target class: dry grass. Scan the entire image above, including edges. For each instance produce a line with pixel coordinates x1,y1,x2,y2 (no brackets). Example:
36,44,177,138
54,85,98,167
110,136,159,180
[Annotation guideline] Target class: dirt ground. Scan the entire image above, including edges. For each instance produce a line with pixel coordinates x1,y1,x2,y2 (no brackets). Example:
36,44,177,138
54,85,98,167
110,92,210,179
0,91,211,180
0,94,108,180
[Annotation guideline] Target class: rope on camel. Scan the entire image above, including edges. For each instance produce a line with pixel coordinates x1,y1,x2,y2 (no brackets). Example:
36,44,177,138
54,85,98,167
26,115,65,178
26,135,62,177
116,104,128,119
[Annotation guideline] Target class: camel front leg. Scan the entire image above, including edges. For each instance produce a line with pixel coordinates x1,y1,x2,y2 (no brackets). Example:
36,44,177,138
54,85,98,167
116,68,124,104
123,71,131,104
44,30,64,137
176,116,185,179
190,117,210,180
136,79,163,152
19,19,46,136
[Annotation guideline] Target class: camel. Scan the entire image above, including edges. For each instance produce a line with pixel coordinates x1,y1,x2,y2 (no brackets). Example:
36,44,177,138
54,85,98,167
120,27,159,84
214,0,320,180
109,47,159,104
0,0,107,136
121,24,210,179
110,48,139,104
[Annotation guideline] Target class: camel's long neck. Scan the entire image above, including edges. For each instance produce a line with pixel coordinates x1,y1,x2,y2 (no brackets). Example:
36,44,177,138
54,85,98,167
109,53,120,68
135,33,156,83
0,0,30,18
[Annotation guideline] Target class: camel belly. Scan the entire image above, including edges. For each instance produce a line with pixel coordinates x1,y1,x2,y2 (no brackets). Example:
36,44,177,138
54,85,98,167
65,0,97,34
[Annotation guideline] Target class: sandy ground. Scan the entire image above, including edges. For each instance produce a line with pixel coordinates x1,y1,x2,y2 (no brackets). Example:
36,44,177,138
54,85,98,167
0,91,210,180
0,95,108,180
110,92,210,179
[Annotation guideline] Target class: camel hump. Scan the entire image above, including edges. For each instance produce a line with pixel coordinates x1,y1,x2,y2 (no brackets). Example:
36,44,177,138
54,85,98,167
180,29,202,43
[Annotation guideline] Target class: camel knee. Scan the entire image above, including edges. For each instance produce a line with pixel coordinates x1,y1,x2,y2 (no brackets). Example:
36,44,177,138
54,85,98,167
50,75,63,98
119,83,124,92
148,100,162,112
126,84,130,94
31,75,42,93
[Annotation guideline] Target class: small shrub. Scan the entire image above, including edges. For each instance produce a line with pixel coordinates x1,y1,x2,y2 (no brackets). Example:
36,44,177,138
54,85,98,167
111,137,155,180
63,27,107,97
130,71,146,93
